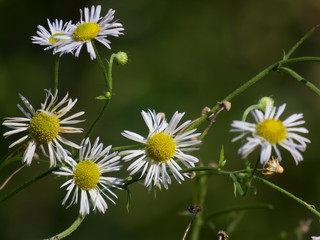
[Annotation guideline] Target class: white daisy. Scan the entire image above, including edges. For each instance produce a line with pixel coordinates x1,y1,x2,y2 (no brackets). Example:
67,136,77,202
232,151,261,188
54,137,123,215
31,19,72,54
231,102,310,165
54,5,124,60
121,110,201,189
3,89,84,167
312,237,320,240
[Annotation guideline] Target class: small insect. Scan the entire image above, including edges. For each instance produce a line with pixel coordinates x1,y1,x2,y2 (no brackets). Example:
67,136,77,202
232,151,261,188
217,230,228,240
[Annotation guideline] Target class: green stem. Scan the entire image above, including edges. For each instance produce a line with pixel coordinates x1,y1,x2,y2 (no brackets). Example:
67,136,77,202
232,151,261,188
242,104,261,122
84,43,116,139
0,167,58,203
278,67,320,96
186,56,320,133
284,24,320,61
191,171,207,240
54,54,60,95
45,215,85,240
84,98,110,139
92,41,110,91
253,175,320,218
111,144,145,152
108,54,116,92
186,63,277,132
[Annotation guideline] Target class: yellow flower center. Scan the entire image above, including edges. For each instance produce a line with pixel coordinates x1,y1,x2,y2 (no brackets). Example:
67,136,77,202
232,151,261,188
146,133,176,163
256,119,287,144
28,112,60,144
49,33,64,44
73,22,100,41
73,161,100,190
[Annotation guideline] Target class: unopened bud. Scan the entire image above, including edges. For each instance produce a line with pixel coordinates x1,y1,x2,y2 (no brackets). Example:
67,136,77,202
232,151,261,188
115,51,128,66
259,97,274,111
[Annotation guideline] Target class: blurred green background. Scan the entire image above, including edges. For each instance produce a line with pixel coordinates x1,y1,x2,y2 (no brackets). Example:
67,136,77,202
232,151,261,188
1,0,320,239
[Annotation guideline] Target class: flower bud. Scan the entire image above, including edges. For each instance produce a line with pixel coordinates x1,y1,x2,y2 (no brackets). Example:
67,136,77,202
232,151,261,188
114,51,128,66
259,97,274,111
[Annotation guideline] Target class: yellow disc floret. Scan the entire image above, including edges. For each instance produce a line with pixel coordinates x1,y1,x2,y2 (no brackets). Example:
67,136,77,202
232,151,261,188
73,161,100,190
256,119,286,144
29,112,60,144
146,133,176,163
73,23,100,41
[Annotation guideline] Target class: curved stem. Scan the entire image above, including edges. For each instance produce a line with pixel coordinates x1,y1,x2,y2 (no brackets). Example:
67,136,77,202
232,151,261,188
54,54,60,95
253,175,320,218
45,215,85,240
278,67,320,96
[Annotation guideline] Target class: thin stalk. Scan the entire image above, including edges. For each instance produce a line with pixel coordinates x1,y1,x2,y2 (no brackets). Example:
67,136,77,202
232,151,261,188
253,175,320,218
84,42,116,139
111,144,145,152
45,215,85,240
186,56,320,133
0,167,58,203
186,63,277,132
190,171,207,240
278,67,320,96
91,41,110,91
284,24,320,61
54,54,60,95
84,98,110,139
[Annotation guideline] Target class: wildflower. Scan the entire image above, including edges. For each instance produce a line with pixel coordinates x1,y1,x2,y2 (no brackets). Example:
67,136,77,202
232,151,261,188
54,5,124,60
231,102,310,165
121,110,201,189
54,137,123,215
262,157,284,177
31,19,72,54
3,90,84,167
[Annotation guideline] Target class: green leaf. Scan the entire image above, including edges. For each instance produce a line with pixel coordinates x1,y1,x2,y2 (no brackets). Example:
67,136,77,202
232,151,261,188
126,188,131,213
218,145,226,169
230,174,244,197
95,95,108,100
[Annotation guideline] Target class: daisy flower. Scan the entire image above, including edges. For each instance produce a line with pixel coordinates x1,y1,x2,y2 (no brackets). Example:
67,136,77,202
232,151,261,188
54,137,123,215
54,5,124,60
312,237,320,240
231,102,310,165
31,19,72,54
3,89,84,167
121,110,201,189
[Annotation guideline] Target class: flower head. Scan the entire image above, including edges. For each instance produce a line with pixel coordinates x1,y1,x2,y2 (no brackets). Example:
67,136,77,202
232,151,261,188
54,5,124,60
31,19,72,54
54,137,123,215
231,102,310,165
3,90,84,167
121,110,201,189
